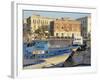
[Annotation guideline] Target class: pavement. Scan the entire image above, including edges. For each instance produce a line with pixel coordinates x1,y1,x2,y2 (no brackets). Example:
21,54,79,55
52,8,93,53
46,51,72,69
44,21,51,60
23,53,70,69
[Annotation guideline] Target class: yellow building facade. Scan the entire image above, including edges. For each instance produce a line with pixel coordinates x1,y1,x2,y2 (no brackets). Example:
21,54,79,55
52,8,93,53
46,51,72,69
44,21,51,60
27,15,53,33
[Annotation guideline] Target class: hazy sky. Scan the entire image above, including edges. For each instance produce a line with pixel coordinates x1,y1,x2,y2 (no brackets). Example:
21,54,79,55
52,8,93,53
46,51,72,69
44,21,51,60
23,10,90,19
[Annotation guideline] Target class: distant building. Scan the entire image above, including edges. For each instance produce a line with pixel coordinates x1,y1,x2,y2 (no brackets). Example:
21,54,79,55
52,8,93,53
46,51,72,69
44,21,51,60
50,18,81,38
76,16,91,38
27,15,53,33
23,18,29,33
23,19,32,43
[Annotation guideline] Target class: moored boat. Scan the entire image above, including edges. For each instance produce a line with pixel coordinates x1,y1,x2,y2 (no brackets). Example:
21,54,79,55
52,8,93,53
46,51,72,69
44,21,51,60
23,40,73,68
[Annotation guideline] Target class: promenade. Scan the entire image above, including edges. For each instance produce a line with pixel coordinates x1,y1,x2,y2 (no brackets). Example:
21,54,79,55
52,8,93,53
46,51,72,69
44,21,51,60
24,54,69,69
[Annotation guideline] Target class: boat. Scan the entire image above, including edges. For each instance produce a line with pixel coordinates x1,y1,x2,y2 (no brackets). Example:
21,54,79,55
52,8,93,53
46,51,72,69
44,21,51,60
70,45,81,51
23,40,73,69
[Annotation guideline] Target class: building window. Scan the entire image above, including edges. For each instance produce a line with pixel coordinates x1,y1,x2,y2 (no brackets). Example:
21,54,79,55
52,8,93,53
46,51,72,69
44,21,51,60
37,20,38,24
33,20,34,23
61,33,64,37
34,20,36,24
41,20,43,24
45,20,46,24
56,33,58,36
38,26,40,29
62,26,64,29
38,19,40,23
34,26,36,29
40,20,41,24
47,21,48,24
35,20,36,23
56,26,58,29
42,20,44,24
35,20,37,24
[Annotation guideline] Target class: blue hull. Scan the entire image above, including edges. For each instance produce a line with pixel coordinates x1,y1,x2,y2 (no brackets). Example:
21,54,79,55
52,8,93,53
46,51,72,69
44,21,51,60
23,41,74,59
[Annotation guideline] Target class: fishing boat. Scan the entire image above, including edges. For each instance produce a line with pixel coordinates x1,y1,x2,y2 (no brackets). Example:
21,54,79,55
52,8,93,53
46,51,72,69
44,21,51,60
23,40,73,69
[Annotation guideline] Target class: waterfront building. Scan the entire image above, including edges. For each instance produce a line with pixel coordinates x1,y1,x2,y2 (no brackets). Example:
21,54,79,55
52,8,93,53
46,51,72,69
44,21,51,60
76,16,91,38
50,18,81,38
23,19,30,43
23,18,33,43
27,15,53,33
26,15,54,40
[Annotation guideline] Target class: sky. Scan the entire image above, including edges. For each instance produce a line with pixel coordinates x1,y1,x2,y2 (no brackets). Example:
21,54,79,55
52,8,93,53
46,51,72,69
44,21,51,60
23,10,90,19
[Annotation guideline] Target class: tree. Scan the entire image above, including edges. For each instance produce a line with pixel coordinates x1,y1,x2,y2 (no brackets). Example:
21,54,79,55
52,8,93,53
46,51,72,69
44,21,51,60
34,25,50,39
